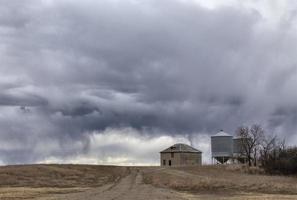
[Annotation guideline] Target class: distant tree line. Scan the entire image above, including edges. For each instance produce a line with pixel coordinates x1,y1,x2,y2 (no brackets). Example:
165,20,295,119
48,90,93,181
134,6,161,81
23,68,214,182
235,124,297,175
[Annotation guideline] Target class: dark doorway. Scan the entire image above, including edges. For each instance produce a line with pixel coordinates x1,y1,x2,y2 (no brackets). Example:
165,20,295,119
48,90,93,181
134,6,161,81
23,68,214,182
163,159,166,166
169,160,171,166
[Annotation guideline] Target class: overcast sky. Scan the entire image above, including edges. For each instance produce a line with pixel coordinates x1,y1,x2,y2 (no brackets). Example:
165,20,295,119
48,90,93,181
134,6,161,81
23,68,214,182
0,0,297,165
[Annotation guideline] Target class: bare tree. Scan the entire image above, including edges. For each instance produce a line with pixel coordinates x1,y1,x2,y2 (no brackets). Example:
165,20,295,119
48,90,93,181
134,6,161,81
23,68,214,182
236,124,264,166
259,135,277,167
259,133,286,167
278,138,286,151
236,126,251,166
250,124,265,166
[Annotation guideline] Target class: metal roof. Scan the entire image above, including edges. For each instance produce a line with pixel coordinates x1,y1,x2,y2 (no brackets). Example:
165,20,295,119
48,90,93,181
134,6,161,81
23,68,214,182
212,130,232,137
160,143,202,153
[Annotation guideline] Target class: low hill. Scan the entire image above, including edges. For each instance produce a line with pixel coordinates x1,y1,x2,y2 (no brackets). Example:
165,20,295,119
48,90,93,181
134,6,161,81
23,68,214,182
0,164,296,199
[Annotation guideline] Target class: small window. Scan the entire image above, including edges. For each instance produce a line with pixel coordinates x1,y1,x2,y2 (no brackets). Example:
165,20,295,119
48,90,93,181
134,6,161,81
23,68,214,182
163,159,166,166
171,152,174,158
169,160,172,166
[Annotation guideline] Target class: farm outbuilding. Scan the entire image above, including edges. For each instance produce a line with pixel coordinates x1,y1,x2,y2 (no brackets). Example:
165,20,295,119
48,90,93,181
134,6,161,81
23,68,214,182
160,143,202,167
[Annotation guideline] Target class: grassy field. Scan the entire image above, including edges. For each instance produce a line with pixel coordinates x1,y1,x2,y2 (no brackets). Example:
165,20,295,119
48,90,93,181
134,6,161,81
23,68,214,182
142,165,297,197
0,187,88,199
0,164,129,199
0,164,128,188
0,164,296,199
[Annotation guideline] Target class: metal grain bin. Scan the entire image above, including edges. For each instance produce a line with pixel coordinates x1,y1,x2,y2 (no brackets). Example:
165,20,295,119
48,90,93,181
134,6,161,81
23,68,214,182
211,130,233,164
233,137,247,163
233,137,243,155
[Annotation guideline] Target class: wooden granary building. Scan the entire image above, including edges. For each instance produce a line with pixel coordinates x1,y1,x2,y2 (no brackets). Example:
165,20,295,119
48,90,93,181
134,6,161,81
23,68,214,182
160,143,202,167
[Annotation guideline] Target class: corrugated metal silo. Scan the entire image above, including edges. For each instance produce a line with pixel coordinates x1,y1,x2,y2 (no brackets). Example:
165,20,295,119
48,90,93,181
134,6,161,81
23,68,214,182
233,137,247,163
233,137,243,155
211,130,233,164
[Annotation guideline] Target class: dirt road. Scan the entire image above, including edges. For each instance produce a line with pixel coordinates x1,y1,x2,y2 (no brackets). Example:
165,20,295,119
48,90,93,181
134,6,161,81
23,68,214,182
37,168,297,200
38,168,186,200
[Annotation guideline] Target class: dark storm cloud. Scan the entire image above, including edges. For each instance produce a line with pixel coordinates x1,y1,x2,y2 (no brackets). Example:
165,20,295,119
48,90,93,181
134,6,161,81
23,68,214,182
0,0,297,164
0,93,47,106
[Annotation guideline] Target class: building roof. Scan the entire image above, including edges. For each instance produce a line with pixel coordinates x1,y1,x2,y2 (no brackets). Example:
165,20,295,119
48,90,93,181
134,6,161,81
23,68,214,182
212,130,232,137
160,143,202,153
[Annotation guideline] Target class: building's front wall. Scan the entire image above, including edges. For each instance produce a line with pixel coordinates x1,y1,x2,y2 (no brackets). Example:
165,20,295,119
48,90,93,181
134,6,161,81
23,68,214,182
180,152,202,166
160,152,181,166
160,152,201,166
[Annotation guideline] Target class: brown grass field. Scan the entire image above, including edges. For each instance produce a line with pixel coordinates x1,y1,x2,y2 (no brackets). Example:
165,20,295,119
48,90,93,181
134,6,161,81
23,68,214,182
0,164,128,199
0,164,296,199
142,165,297,199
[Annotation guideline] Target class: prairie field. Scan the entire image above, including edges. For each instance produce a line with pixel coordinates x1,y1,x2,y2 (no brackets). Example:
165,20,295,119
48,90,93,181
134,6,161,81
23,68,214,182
0,164,296,199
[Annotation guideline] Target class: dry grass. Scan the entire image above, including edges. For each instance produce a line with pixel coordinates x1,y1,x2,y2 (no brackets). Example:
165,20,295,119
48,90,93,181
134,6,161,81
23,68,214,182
0,164,129,188
180,192,297,200
0,187,87,200
1,164,297,199
0,164,129,199
142,165,297,195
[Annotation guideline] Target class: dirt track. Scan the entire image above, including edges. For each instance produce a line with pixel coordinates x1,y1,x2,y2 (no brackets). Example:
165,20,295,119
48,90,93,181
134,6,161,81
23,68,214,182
37,168,297,200
38,168,185,200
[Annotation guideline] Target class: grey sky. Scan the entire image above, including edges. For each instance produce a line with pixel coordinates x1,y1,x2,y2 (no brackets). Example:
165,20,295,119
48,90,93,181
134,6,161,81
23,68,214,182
0,0,297,165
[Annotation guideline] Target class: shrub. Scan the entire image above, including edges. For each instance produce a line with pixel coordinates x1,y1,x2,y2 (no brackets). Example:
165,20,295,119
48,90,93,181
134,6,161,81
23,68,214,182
261,147,297,175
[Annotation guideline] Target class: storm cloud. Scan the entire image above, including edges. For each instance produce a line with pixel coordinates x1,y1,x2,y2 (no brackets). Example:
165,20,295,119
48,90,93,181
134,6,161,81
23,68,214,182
0,0,297,165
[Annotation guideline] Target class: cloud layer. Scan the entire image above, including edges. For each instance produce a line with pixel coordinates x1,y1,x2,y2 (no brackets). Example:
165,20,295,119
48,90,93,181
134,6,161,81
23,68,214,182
0,0,297,164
